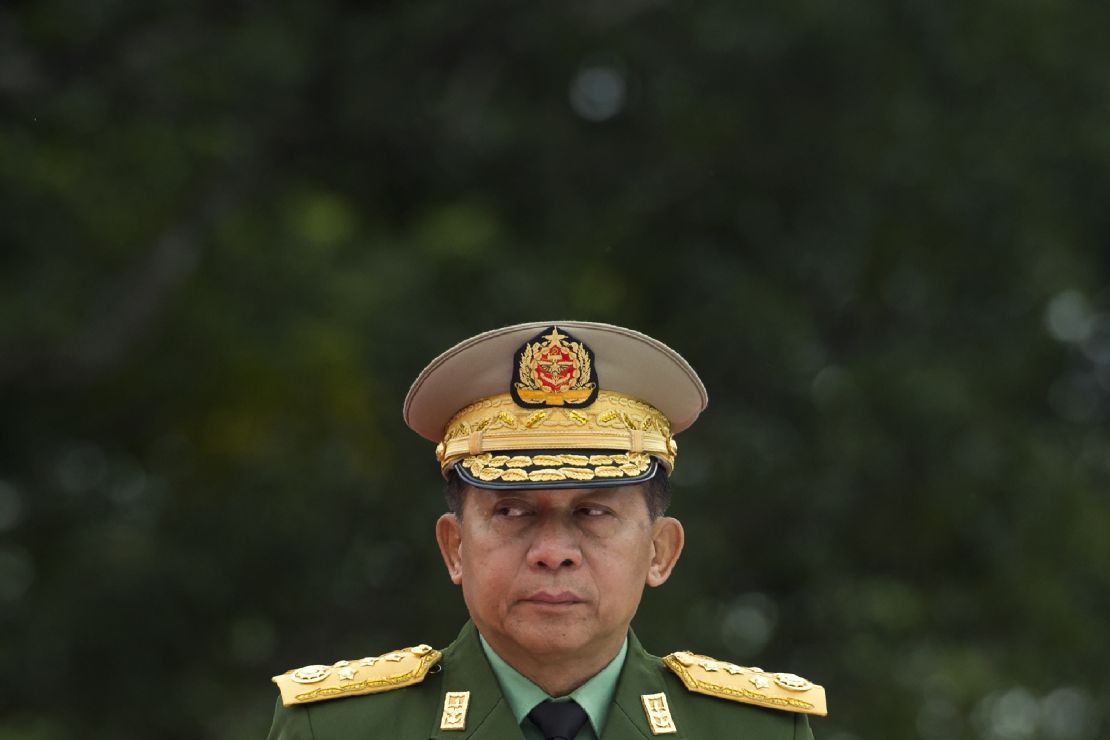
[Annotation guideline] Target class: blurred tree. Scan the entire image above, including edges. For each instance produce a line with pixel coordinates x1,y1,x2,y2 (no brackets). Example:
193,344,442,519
2,1,1109,738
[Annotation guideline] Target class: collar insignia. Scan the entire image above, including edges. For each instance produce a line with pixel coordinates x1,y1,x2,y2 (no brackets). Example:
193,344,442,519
510,326,600,408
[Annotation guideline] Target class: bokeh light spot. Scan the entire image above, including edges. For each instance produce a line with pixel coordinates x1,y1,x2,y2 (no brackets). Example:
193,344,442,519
720,592,777,658
1045,290,1093,343
569,64,626,122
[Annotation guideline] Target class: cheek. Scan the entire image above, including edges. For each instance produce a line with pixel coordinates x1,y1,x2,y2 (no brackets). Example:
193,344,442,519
590,537,653,592
460,537,520,593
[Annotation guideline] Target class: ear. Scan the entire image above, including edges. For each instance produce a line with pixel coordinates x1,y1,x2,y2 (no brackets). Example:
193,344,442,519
435,513,464,585
646,516,684,588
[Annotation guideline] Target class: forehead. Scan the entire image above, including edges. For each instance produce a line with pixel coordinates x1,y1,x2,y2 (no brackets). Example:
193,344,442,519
465,484,647,510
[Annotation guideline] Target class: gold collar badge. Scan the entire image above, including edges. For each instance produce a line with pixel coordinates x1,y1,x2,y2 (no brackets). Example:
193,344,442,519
511,326,599,408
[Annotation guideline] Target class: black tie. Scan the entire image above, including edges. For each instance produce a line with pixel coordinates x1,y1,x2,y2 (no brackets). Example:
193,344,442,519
527,699,589,740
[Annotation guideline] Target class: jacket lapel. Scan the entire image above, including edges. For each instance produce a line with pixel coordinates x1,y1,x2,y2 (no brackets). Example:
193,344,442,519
428,624,678,740
428,622,523,740
603,630,682,740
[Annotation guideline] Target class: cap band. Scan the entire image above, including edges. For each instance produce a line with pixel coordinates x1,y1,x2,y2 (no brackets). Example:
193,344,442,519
435,390,678,478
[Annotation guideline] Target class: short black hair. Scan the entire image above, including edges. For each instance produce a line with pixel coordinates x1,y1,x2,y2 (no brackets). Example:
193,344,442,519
443,465,672,520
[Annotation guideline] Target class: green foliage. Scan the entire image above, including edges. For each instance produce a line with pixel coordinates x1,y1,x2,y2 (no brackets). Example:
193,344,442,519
2,1,1109,738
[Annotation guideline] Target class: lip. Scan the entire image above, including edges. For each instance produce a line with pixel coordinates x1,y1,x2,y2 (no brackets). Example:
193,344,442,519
522,590,583,605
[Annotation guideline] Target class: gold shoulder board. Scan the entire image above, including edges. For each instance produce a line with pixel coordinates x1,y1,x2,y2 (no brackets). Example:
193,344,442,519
662,651,827,717
272,644,442,707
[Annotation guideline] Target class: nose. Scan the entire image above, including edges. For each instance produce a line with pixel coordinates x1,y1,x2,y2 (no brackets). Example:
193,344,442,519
526,515,581,571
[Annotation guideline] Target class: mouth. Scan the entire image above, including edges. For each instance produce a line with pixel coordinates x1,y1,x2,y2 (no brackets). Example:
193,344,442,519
521,590,584,606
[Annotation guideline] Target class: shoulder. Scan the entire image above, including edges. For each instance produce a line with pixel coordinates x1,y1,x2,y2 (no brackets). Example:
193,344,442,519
660,649,827,718
271,643,442,708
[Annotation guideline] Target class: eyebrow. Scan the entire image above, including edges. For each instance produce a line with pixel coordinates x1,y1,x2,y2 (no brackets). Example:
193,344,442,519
485,489,627,505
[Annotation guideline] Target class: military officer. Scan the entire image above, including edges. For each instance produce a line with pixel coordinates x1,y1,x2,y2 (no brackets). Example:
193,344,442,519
268,321,826,739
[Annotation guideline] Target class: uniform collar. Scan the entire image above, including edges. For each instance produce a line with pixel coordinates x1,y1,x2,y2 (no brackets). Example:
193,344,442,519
478,631,629,737
431,622,521,740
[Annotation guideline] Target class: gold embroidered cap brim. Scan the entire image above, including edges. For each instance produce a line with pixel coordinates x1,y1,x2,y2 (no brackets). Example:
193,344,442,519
455,450,658,489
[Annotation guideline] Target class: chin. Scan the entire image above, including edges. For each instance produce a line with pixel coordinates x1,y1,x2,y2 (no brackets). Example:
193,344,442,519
502,616,599,656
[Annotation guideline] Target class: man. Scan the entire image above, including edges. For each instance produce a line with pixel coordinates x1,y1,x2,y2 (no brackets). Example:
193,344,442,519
268,321,826,739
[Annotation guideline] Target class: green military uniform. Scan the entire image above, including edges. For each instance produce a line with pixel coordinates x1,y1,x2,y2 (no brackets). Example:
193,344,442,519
268,621,822,739
267,322,828,738
477,630,628,740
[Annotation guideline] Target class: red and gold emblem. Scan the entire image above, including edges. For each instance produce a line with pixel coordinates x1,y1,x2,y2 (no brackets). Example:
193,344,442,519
510,326,599,408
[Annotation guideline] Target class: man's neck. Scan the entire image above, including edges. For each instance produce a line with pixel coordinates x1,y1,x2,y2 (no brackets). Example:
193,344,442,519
480,631,627,696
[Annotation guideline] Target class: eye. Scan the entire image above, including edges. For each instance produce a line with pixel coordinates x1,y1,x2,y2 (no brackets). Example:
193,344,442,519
576,505,611,517
494,502,531,517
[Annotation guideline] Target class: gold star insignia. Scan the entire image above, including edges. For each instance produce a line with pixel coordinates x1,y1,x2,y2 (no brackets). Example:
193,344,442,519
543,328,566,344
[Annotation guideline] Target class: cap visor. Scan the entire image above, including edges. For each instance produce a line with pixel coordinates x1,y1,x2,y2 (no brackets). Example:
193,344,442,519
454,452,659,490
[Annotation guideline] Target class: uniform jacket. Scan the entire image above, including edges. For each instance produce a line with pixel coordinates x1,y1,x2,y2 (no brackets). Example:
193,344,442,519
267,621,818,740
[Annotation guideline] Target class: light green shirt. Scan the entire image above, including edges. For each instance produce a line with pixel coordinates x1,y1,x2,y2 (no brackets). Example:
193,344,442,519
478,633,629,740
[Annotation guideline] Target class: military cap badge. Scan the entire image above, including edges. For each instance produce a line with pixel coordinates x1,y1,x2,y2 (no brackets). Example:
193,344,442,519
510,326,599,408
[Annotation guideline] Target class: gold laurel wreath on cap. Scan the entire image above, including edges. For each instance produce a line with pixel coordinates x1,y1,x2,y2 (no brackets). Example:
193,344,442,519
460,451,654,484
435,391,677,478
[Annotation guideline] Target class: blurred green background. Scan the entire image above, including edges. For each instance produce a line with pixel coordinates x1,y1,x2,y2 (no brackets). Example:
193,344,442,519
2,1,1109,738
